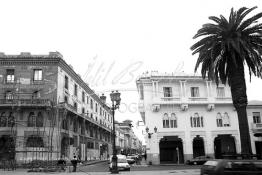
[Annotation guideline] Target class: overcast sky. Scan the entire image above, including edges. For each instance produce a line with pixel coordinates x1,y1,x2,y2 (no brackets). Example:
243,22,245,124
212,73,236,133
1,0,262,143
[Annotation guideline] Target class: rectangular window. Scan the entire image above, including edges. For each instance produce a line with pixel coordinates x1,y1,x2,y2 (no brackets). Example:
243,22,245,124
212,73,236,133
33,69,43,81
6,69,15,83
82,107,85,114
86,96,89,104
64,96,68,103
191,87,199,97
74,84,78,96
253,112,261,123
217,87,225,98
140,84,144,100
95,103,98,112
65,75,68,89
82,91,85,103
73,102,77,111
100,107,102,116
163,87,172,97
90,99,93,109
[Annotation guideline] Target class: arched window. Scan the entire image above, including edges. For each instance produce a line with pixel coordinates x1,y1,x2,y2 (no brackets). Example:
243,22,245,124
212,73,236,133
62,118,68,130
5,91,14,100
8,112,15,127
36,112,43,127
28,112,36,127
163,113,169,128
170,113,177,128
0,112,7,127
223,112,230,127
32,91,41,99
26,136,44,147
191,113,204,127
73,119,77,132
216,113,223,127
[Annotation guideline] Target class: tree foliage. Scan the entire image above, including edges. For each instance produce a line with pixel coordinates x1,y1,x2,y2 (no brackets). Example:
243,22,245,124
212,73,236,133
191,7,262,85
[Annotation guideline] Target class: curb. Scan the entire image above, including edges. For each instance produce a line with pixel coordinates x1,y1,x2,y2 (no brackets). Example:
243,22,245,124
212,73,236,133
81,160,108,166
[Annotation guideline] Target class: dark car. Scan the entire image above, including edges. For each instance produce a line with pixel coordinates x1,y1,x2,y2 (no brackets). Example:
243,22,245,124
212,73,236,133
201,159,262,175
186,156,212,165
126,156,136,165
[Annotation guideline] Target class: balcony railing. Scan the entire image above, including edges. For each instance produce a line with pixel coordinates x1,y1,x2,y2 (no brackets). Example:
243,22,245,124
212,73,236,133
252,123,262,131
215,97,232,101
161,97,180,101
188,97,208,101
0,99,51,106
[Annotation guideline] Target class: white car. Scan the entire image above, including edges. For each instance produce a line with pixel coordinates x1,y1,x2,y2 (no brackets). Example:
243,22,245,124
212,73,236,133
109,155,130,171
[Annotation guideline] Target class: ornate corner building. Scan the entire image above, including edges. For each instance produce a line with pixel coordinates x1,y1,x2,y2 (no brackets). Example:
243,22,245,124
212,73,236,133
0,52,114,165
136,72,262,165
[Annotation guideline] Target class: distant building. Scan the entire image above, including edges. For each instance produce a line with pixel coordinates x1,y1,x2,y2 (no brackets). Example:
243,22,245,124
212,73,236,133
0,52,113,164
115,120,143,155
136,71,262,164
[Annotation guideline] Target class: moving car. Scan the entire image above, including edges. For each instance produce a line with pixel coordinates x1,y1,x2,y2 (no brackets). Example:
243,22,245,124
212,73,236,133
109,155,130,171
186,156,212,165
201,159,262,175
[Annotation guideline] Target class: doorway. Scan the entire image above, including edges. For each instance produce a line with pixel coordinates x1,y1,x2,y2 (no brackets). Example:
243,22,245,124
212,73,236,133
193,136,205,158
159,136,184,164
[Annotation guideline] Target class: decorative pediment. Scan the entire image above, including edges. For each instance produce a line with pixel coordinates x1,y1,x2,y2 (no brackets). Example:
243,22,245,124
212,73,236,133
180,104,188,111
207,104,215,111
152,104,160,112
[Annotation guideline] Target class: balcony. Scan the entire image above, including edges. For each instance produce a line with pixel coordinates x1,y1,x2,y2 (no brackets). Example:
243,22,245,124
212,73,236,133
215,97,232,104
251,123,262,132
0,99,51,107
161,97,180,101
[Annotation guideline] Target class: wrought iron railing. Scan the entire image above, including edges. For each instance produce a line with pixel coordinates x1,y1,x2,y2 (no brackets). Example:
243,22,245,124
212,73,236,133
0,99,51,106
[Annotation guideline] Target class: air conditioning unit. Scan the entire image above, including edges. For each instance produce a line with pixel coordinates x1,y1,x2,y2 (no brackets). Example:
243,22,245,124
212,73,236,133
152,104,160,112
207,104,215,111
180,104,188,111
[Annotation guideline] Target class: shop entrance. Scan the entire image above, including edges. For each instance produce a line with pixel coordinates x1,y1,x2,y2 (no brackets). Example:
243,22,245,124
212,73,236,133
159,136,184,164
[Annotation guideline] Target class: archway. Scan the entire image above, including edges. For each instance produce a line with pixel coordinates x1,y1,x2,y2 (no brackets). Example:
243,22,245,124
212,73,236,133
193,136,205,158
159,136,184,164
61,136,69,157
0,135,15,160
214,135,236,159
255,141,262,160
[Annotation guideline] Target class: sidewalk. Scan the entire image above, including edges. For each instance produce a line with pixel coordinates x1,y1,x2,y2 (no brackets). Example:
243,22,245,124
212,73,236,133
0,160,107,175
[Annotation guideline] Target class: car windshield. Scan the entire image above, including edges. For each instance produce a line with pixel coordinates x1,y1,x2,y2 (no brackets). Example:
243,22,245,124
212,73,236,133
204,161,218,166
118,159,127,163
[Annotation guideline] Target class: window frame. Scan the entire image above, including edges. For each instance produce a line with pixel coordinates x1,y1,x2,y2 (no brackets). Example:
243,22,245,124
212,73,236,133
6,69,15,83
33,69,43,81
163,87,172,97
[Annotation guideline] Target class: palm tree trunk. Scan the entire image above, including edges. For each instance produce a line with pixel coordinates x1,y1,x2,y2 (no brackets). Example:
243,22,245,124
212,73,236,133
229,62,252,158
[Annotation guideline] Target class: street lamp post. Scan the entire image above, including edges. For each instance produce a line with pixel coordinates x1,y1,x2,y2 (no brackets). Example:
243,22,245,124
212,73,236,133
109,91,121,174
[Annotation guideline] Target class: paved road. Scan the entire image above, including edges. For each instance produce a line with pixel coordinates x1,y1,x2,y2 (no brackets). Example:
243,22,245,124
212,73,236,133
78,161,201,174
0,169,200,175
0,160,201,175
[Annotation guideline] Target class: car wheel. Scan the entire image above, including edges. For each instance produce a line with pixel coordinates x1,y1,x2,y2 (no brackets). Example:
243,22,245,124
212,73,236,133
126,168,130,171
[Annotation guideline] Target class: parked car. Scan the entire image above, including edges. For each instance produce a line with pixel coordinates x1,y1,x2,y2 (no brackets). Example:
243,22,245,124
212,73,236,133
127,154,138,161
186,156,212,165
109,155,130,171
201,159,262,175
126,156,136,165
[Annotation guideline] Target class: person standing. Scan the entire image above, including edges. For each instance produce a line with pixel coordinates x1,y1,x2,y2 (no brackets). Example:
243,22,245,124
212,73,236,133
71,154,78,172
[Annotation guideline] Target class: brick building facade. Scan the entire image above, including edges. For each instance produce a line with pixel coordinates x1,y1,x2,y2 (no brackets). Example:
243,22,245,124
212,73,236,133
0,52,113,164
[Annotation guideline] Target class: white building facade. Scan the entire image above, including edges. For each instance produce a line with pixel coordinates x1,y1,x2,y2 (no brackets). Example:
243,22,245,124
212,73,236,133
136,72,262,164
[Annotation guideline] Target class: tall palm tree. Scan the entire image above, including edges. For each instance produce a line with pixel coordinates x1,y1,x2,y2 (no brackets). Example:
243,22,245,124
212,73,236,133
191,7,262,158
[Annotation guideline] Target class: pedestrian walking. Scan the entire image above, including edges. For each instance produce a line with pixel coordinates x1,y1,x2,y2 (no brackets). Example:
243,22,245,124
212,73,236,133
71,154,78,172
